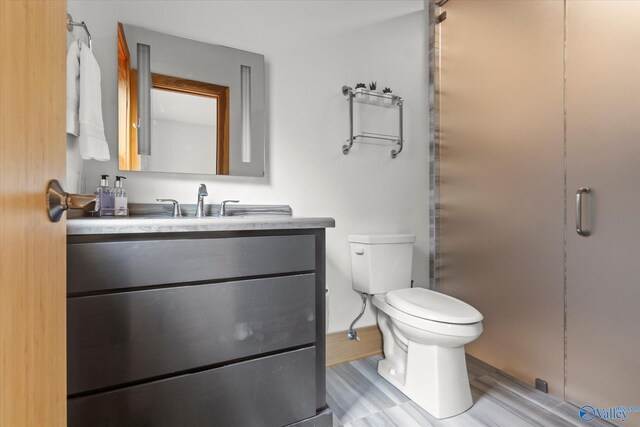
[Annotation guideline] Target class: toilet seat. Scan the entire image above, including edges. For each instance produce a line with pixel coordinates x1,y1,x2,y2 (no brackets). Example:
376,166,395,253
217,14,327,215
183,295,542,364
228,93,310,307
372,295,482,338
385,288,483,325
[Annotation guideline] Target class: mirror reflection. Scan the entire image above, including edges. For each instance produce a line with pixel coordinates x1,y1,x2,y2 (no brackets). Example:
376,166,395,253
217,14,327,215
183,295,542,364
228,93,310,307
148,89,220,175
117,23,265,176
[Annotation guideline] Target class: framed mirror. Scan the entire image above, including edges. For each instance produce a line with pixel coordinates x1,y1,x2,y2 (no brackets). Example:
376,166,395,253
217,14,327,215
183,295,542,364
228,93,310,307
117,23,265,176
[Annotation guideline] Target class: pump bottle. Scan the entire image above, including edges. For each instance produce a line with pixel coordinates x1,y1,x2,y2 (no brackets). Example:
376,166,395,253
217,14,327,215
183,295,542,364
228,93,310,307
114,176,128,216
95,175,114,217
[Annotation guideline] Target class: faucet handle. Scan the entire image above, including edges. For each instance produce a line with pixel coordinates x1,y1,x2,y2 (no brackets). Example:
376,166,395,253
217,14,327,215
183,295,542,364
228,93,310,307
156,199,182,217
219,200,240,217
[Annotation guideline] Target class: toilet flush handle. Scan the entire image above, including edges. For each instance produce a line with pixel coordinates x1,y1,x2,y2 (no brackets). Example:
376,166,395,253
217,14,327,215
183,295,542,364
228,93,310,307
355,248,365,255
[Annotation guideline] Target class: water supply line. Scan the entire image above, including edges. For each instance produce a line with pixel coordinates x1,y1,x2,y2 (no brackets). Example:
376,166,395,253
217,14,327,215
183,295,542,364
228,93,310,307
347,293,368,341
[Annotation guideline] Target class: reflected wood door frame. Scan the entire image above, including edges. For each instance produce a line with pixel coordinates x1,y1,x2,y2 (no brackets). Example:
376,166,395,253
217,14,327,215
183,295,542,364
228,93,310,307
117,22,230,175
126,71,230,175
117,23,138,171
150,73,230,175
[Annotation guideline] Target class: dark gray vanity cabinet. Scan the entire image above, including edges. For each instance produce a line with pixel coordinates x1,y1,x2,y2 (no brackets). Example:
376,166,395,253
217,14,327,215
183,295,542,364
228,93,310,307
67,229,331,427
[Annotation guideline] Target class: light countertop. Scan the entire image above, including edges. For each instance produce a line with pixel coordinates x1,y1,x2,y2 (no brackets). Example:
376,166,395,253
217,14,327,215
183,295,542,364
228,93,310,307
67,215,335,235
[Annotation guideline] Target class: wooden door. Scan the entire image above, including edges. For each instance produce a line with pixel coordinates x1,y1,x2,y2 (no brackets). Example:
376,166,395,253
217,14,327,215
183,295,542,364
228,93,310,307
0,1,67,425
566,1,640,423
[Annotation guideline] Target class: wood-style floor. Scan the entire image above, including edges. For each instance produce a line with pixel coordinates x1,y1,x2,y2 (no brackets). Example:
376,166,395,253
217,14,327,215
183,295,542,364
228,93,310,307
327,355,613,427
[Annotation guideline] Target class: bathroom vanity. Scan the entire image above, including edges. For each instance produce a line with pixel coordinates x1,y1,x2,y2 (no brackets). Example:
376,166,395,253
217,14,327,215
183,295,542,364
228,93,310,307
66,215,334,427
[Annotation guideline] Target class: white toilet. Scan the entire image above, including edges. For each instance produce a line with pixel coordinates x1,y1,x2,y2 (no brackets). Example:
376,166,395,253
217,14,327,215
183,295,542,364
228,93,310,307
349,234,483,419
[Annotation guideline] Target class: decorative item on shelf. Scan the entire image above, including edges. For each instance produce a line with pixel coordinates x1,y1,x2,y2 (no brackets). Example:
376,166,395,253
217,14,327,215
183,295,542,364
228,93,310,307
368,82,378,103
354,83,369,104
383,87,393,107
351,85,399,108
341,84,404,159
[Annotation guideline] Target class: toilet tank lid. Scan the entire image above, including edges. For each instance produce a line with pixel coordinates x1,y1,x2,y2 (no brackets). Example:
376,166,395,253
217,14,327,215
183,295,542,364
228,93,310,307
348,234,416,244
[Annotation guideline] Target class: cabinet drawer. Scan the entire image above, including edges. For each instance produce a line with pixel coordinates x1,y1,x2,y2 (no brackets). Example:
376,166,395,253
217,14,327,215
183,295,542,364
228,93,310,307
68,274,315,395
68,234,315,294
68,347,316,427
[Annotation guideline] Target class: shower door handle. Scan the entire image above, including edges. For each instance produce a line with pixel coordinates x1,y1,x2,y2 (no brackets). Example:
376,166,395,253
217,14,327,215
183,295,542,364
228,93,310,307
576,187,591,237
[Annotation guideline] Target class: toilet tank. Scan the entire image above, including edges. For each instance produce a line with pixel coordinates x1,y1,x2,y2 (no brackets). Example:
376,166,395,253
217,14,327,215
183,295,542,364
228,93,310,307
348,234,415,294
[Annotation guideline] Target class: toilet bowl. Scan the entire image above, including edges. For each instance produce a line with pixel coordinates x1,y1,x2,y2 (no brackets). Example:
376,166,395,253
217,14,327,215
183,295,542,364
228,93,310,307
348,234,483,419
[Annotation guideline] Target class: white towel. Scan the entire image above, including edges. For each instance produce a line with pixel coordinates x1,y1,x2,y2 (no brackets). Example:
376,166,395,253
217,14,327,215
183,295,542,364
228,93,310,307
66,42,80,136
78,42,110,161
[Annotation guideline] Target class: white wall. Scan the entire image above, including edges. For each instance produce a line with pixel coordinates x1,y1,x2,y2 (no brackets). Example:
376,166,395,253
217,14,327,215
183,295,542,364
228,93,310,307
148,119,217,174
66,0,430,333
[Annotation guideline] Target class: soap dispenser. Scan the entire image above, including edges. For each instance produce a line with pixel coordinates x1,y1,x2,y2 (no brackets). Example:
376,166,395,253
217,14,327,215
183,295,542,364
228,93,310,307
114,176,128,217
95,174,114,217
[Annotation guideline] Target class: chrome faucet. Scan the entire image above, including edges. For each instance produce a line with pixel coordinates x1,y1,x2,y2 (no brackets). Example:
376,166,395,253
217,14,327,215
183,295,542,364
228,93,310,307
195,184,208,218
218,200,239,217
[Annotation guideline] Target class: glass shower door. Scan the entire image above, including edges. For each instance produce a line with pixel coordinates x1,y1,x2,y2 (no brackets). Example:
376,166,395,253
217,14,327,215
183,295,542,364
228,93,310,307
437,0,566,396
566,1,640,420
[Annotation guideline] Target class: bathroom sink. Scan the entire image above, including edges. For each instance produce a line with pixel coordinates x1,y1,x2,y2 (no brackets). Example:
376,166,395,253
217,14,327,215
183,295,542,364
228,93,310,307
220,205,291,217
122,203,292,219
133,214,288,220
